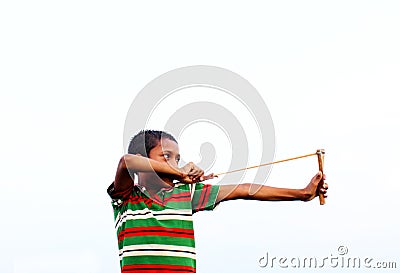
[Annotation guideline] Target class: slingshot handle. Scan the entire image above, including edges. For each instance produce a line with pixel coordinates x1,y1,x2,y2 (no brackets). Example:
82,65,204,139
317,149,326,205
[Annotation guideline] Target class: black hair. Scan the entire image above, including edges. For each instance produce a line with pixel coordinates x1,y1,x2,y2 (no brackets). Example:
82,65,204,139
128,130,178,157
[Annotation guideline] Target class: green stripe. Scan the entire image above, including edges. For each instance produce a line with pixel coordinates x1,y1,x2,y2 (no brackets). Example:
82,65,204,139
119,236,195,248
191,183,220,212
116,219,194,234
122,255,196,267
204,185,220,210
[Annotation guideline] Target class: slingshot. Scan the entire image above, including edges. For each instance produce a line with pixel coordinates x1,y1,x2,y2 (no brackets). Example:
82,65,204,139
214,149,326,205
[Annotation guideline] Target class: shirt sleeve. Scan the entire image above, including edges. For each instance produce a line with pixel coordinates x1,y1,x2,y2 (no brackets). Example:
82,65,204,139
107,181,134,207
191,183,220,213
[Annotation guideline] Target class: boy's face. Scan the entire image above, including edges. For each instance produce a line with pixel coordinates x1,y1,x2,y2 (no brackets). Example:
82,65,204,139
148,137,181,169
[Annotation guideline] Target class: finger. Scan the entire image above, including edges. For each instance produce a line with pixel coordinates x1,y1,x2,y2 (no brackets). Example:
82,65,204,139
206,173,215,179
187,171,198,179
184,162,194,173
183,176,195,184
191,171,205,182
200,173,215,181
187,164,200,175
189,170,203,180
323,182,328,189
188,162,195,173
198,169,204,178
312,171,323,185
189,167,204,178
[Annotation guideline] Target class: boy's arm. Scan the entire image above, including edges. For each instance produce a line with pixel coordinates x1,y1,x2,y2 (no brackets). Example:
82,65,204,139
215,172,328,203
113,154,184,192
122,154,184,177
114,154,208,193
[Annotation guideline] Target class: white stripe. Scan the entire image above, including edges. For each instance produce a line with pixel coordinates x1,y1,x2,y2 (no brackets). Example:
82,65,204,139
120,243,195,253
190,184,195,200
115,208,193,230
119,244,196,260
120,250,196,260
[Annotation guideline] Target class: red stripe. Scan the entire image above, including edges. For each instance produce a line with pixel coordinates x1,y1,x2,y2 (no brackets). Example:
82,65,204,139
126,195,157,207
121,227,194,234
120,231,194,240
126,196,149,204
196,185,211,211
122,264,195,272
166,196,191,202
118,227,194,242
124,231,193,238
162,191,191,203
126,190,191,206
151,194,163,205
127,199,153,206
167,191,190,198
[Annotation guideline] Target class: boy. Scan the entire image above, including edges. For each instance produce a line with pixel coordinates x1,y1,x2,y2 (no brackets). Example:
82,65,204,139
108,130,328,273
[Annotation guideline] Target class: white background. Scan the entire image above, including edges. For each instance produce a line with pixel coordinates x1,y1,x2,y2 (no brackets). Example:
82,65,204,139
1,1,399,272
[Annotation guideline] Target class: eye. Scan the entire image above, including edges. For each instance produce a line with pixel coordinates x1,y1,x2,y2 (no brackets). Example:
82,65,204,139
163,153,170,159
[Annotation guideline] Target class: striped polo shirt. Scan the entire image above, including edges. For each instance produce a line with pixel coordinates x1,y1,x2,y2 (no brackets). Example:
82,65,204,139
108,181,220,273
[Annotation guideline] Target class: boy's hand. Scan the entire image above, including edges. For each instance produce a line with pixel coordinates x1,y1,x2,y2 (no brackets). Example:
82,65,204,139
302,171,328,202
178,162,215,183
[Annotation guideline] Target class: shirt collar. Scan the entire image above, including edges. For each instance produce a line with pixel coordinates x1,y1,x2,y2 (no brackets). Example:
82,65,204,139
135,180,181,195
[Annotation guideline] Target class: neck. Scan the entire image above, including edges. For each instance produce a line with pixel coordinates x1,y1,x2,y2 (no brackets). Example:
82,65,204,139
138,173,174,195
